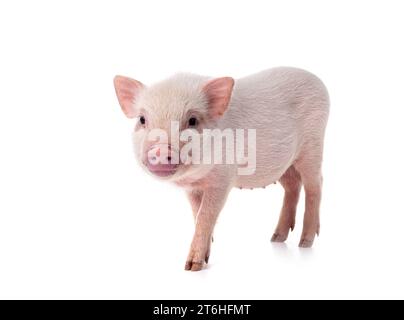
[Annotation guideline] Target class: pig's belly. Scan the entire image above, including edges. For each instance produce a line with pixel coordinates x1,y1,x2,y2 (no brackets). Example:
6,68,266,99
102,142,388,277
234,135,298,189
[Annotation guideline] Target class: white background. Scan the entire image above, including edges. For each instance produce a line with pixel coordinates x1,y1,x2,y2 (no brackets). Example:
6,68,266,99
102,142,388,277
0,0,403,299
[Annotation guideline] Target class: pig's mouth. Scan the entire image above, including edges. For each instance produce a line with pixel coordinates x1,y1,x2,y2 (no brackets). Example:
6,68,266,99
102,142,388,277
145,162,179,177
142,144,182,178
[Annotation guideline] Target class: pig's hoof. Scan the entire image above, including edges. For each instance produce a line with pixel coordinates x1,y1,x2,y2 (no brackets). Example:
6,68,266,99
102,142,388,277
185,261,204,272
271,233,287,243
185,240,210,271
185,253,209,271
298,239,313,248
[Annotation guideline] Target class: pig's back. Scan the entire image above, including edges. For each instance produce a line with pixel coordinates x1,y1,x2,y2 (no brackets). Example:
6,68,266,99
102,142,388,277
222,67,329,188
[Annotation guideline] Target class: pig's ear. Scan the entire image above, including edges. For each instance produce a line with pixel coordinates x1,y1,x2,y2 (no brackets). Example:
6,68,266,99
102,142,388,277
202,77,235,118
114,75,144,118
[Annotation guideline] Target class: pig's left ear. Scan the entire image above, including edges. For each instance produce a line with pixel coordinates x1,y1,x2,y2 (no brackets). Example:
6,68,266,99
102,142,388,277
114,75,144,118
202,77,235,118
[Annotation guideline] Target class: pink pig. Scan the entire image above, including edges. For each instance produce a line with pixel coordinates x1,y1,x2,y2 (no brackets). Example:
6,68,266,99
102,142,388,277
114,67,329,271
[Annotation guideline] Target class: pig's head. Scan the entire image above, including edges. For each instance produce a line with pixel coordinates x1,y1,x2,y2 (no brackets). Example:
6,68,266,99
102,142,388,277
114,73,234,182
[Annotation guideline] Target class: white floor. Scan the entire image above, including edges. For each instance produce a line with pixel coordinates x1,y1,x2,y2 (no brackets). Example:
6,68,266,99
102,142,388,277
1,149,403,299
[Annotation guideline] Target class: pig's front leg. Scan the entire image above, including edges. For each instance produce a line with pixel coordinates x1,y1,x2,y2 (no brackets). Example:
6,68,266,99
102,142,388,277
185,186,230,271
186,189,203,222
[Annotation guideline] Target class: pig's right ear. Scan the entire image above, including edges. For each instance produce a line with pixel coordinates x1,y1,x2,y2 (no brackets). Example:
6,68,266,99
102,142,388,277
113,75,144,118
202,77,235,119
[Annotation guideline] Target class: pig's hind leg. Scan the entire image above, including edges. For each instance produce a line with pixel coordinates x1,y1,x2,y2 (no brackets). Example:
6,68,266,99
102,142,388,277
294,151,323,248
271,166,302,243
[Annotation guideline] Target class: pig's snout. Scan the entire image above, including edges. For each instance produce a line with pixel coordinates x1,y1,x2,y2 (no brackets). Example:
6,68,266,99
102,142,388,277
145,144,179,177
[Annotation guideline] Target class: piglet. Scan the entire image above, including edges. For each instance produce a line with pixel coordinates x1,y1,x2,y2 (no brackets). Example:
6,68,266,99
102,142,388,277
114,67,329,271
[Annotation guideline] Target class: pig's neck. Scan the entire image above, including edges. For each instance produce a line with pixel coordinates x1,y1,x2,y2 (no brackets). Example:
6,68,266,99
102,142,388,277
174,166,236,191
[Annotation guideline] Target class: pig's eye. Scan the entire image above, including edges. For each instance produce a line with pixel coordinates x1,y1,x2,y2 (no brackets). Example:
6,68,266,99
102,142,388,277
139,115,146,125
188,117,198,127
